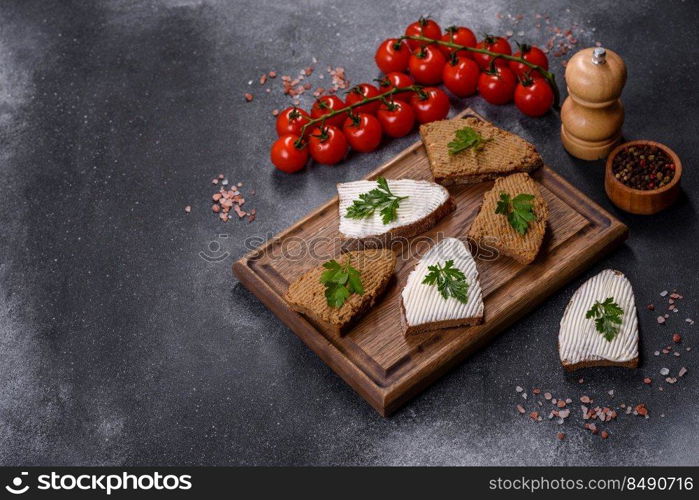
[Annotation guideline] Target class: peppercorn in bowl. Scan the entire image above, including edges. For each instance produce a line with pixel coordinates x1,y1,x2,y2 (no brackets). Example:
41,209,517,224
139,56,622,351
605,140,682,214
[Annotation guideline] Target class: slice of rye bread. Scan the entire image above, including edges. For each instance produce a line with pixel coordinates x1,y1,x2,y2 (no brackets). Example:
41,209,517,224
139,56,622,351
468,173,549,265
400,237,484,336
284,249,396,336
558,269,639,371
338,180,456,250
419,115,543,186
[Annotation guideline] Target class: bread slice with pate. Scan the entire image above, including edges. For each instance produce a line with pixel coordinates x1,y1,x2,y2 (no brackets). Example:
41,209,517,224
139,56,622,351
420,115,543,186
284,249,396,336
400,238,484,336
467,172,548,265
558,269,639,371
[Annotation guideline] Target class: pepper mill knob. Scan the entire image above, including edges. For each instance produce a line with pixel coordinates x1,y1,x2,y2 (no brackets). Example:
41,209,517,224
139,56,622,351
561,47,627,160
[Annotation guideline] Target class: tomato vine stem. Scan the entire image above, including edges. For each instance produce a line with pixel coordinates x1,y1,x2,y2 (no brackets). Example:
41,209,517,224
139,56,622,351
295,85,422,147
403,34,560,108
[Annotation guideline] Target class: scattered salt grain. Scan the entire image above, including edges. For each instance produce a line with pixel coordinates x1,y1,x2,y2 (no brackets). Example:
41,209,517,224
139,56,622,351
660,367,670,376
679,367,688,377
515,386,523,393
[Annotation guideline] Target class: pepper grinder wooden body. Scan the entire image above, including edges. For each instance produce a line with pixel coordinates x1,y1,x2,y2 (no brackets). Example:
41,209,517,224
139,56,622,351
561,47,627,161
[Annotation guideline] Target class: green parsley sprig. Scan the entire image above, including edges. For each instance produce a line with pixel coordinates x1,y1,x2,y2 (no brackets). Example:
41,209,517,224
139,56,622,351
345,177,408,225
447,126,491,155
319,258,364,308
422,259,469,304
495,192,536,235
585,297,624,342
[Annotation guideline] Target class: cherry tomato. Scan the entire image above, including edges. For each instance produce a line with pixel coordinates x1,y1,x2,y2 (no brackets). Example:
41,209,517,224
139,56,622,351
509,43,549,79
275,107,310,137
375,72,415,102
474,35,512,70
343,113,382,153
409,87,450,124
405,17,442,50
311,95,347,128
408,45,446,85
442,56,480,98
345,83,381,115
308,126,348,165
376,99,415,138
514,77,554,117
374,38,411,74
270,135,308,173
439,26,477,58
477,66,517,105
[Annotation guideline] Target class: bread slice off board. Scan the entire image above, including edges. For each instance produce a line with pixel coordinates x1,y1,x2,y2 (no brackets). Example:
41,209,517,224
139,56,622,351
338,179,455,248
558,269,639,371
420,115,543,185
401,237,484,336
233,109,628,416
285,249,396,336
468,173,549,265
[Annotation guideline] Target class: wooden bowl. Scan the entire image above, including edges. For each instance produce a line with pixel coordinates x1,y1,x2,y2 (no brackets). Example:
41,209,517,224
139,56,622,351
605,140,682,215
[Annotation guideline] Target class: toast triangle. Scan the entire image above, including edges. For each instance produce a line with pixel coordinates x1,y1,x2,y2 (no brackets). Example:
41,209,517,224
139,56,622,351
285,249,396,336
338,179,455,249
401,238,484,336
420,115,543,186
558,269,639,371
468,172,548,265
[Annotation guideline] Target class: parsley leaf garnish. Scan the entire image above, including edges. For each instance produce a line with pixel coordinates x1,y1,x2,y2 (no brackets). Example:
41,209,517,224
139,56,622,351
447,126,491,155
345,177,408,224
495,192,537,235
422,259,469,303
585,297,624,342
319,257,364,308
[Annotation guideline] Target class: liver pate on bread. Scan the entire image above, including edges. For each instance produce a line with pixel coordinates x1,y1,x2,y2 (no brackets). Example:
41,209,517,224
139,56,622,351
420,116,543,186
284,249,396,336
468,173,549,265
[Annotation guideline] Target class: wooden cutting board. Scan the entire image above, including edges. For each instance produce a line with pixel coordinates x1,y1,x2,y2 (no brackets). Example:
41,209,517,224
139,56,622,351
233,109,628,416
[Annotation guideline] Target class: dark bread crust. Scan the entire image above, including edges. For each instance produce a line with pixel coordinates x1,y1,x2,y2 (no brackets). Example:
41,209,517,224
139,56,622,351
341,196,456,250
434,162,542,187
561,358,639,372
402,315,484,336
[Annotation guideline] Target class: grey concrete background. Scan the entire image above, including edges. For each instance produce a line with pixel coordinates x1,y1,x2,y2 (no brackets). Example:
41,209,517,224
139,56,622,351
0,0,697,466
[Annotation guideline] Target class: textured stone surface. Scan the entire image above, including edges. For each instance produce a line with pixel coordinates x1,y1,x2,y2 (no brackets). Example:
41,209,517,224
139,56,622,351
0,0,697,465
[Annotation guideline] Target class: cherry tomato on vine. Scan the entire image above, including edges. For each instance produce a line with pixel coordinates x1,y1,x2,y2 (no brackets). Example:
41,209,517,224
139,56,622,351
345,83,381,115
442,56,480,97
439,26,477,58
509,43,549,79
375,72,415,102
405,17,442,50
514,77,554,117
374,38,411,74
477,66,517,105
308,126,348,165
311,95,347,128
408,45,446,85
409,87,450,124
376,99,415,138
275,107,310,137
474,35,512,70
270,135,308,173
343,113,382,153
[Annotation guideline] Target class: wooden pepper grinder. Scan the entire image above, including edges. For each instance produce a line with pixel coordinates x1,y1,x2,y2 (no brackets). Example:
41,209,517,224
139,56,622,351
561,47,627,160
